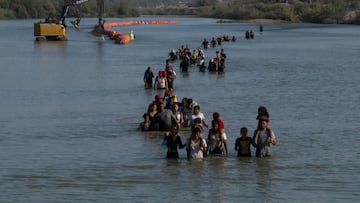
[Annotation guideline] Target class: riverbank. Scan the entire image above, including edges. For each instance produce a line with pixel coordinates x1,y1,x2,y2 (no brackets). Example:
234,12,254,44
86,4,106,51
217,15,359,25
217,18,289,24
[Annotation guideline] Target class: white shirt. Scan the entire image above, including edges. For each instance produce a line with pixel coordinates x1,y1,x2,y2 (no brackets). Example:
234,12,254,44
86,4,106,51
190,112,206,125
187,138,207,159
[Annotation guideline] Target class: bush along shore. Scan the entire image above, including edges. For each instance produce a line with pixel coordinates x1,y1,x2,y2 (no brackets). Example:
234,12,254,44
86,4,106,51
0,1,359,25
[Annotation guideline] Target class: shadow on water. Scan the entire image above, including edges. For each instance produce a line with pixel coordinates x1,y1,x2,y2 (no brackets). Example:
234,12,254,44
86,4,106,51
33,40,67,55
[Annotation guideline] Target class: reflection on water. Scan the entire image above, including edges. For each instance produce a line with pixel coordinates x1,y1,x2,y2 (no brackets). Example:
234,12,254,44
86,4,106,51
254,158,274,199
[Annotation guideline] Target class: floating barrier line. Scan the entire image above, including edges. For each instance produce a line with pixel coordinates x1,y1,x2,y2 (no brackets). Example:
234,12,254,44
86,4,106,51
104,20,177,29
102,20,177,46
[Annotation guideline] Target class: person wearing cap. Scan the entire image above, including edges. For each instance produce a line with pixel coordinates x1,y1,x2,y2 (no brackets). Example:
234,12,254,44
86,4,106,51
164,94,177,110
147,94,163,113
155,94,162,101
253,118,276,157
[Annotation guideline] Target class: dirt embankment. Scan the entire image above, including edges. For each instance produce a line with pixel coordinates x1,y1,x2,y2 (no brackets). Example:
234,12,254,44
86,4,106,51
217,19,290,24
218,12,360,25
341,11,359,24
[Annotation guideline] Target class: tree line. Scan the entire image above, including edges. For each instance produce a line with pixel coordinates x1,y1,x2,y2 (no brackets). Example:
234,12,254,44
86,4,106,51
0,0,359,24
0,0,139,19
196,0,360,24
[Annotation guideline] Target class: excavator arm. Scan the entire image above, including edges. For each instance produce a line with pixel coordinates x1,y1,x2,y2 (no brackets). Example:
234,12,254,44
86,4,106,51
34,0,104,41
60,0,90,26
97,0,105,26
89,0,106,37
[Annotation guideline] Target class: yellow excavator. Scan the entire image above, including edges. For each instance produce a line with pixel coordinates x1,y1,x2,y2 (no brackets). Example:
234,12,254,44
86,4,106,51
34,0,90,41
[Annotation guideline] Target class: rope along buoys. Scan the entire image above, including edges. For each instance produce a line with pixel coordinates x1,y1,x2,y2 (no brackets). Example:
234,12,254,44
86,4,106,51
103,20,177,45
104,20,176,28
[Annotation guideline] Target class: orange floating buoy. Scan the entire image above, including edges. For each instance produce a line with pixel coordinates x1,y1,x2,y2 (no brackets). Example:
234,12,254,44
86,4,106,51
114,34,130,46
101,20,177,45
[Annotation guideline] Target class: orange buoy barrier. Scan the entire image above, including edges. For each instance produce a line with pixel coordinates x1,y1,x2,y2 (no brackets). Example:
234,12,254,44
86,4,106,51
114,34,130,46
101,20,176,45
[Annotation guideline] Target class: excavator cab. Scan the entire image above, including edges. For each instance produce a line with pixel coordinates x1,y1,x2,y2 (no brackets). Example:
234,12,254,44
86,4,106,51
34,22,67,41
34,0,89,41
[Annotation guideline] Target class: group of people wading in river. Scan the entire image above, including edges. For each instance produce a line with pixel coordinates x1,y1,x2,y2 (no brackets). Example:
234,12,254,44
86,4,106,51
139,94,277,160
176,44,228,73
139,87,230,160
140,28,276,160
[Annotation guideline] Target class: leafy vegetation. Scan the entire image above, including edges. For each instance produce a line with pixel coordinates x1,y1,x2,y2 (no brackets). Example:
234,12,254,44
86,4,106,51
0,0,140,19
195,0,360,24
0,0,359,24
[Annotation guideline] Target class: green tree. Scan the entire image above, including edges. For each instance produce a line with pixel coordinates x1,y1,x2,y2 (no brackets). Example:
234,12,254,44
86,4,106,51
0,0,11,9
117,0,129,16
0,8,15,18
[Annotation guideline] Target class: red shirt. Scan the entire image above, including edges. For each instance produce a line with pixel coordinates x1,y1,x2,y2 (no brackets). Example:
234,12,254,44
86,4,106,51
218,118,225,132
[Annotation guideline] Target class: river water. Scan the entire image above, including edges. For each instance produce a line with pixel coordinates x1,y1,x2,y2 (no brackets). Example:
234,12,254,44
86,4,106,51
0,17,359,202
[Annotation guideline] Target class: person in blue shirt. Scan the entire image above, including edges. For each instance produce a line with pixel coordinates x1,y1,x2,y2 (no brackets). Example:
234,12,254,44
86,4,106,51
143,67,154,89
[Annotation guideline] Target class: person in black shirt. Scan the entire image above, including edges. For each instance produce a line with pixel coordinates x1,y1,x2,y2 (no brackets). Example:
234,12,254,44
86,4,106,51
164,125,185,159
235,127,255,157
